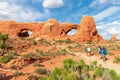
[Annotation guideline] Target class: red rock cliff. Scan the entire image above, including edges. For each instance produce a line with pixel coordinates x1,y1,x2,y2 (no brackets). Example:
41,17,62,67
0,16,104,42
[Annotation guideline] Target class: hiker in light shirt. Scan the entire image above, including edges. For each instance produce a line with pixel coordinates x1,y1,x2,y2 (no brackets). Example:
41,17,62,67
86,46,91,57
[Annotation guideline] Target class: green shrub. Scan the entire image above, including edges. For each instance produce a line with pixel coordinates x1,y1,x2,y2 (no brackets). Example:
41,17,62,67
93,66,104,77
89,60,97,70
0,44,6,49
33,40,37,45
13,71,23,77
45,76,56,80
58,49,68,55
56,39,64,44
68,45,72,49
35,68,48,75
0,74,2,80
33,63,43,67
109,69,118,80
102,68,112,80
40,58,120,80
75,43,81,48
38,77,46,80
87,40,92,44
10,65,17,69
116,46,120,49
79,60,85,69
28,75,38,80
0,55,13,63
23,53,35,58
108,52,114,55
65,38,73,43
92,60,97,66
68,72,78,80
53,67,62,77
63,58,73,70
113,56,120,63
89,75,94,80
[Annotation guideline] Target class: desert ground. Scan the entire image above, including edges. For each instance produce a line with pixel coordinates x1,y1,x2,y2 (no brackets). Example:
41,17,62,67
0,36,120,80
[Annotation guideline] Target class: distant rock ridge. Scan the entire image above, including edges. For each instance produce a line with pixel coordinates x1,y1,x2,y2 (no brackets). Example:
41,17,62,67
111,34,117,41
0,16,104,42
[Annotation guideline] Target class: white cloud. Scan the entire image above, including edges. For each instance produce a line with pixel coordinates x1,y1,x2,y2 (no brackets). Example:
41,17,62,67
0,1,50,22
97,21,120,39
42,0,64,8
93,6,120,21
90,0,107,7
99,0,107,4
90,0,120,7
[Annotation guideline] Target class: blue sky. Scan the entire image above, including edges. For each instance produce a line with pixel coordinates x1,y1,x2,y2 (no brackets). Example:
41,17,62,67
0,0,120,39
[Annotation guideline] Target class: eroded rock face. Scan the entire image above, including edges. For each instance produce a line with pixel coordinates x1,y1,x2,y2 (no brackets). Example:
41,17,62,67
111,34,117,41
0,16,104,42
77,16,103,42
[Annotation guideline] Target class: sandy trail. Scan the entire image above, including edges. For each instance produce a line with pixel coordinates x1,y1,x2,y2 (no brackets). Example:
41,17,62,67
58,45,120,74
75,52,120,74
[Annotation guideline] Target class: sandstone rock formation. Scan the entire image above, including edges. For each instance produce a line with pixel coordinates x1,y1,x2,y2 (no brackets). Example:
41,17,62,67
111,34,117,41
0,16,104,42
77,16,103,42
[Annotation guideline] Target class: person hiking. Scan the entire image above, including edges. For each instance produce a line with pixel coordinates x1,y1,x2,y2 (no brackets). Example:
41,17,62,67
86,46,91,57
98,46,102,58
100,47,108,62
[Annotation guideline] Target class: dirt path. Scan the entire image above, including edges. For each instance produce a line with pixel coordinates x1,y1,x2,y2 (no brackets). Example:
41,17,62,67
58,45,120,74
75,52,120,74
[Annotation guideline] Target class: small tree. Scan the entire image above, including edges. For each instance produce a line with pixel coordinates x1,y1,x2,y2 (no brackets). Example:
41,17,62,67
0,33,9,55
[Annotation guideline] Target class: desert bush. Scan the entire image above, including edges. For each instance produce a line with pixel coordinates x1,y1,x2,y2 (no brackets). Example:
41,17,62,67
116,46,120,49
89,75,94,80
68,72,78,80
93,66,104,77
23,53,35,58
65,38,73,43
38,77,46,80
33,63,43,67
113,56,120,63
28,75,38,80
53,67,62,78
45,76,56,80
63,58,74,70
57,49,68,55
79,60,86,69
40,40,51,45
41,58,120,80
102,68,112,80
0,55,13,63
0,74,2,80
0,33,10,55
74,43,81,48
35,68,48,75
0,44,6,49
56,39,64,44
33,40,37,45
89,60,97,70
10,65,17,69
11,52,18,56
87,40,92,44
108,52,114,55
13,71,23,77
68,45,72,49
109,69,120,80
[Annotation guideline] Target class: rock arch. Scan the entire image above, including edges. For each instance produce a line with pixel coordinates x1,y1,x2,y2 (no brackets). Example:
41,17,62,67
18,29,32,37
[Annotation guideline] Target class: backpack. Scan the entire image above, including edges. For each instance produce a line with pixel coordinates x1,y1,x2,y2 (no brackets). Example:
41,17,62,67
102,49,108,55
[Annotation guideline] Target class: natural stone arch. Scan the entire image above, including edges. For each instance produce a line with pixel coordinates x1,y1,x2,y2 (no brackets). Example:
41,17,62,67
67,29,77,36
18,29,33,37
